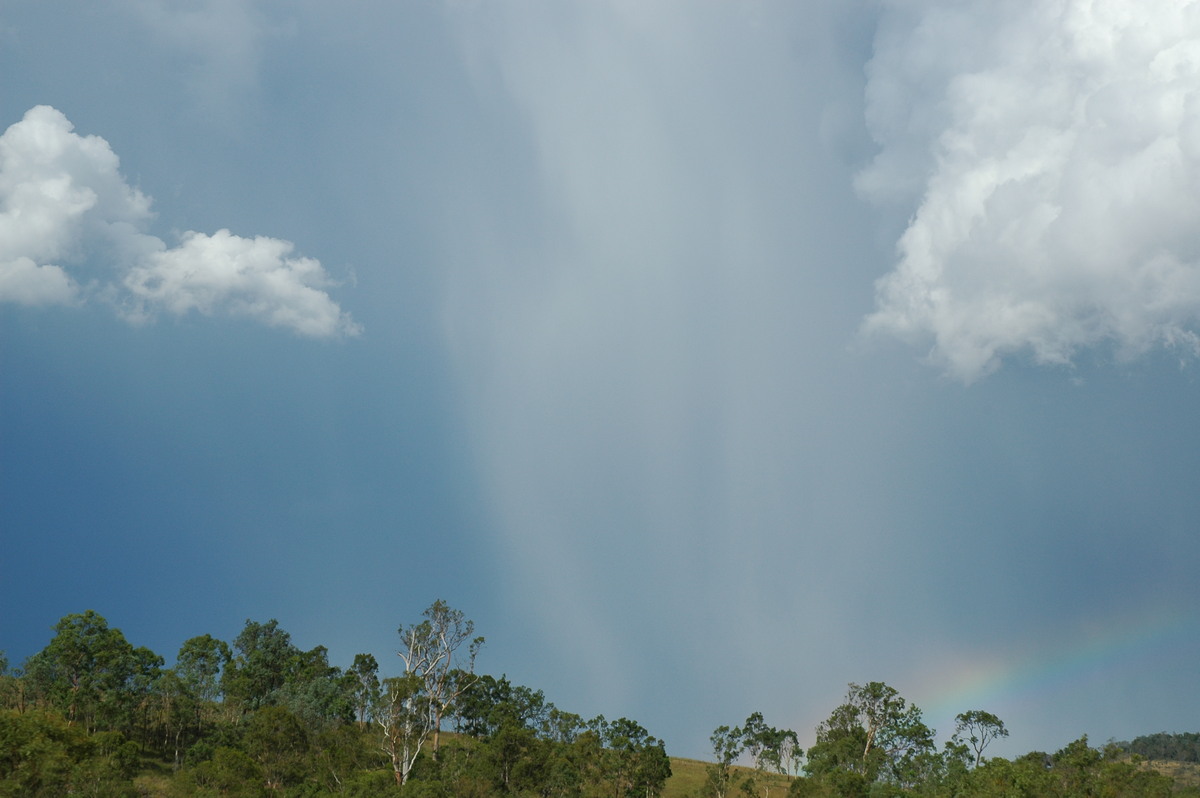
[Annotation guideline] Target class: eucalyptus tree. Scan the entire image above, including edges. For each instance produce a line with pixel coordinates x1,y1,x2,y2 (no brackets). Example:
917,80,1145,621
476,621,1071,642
733,711,802,798
951,709,1008,768
742,711,802,777
243,705,311,792
396,599,484,757
706,724,745,798
805,682,935,790
276,644,353,727
23,610,162,735
221,619,297,713
454,673,548,738
343,653,380,726
600,716,671,798
376,673,429,785
176,634,231,730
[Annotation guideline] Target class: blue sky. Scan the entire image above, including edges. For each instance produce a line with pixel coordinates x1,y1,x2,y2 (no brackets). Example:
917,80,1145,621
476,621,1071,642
3,0,1199,761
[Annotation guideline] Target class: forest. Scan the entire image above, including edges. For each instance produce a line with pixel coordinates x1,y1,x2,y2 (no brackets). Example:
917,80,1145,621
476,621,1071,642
1,603,1195,797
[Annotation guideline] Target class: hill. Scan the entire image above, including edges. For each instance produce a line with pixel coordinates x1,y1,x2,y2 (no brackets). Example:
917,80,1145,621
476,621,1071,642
663,757,795,798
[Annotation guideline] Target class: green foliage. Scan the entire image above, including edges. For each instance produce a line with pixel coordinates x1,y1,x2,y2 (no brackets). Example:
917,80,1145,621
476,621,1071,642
805,682,935,792
0,653,22,714
594,715,672,798
243,706,311,790
23,610,163,736
177,635,231,708
941,737,1177,798
184,746,265,797
376,672,430,785
5,610,1196,798
396,599,485,762
345,653,381,727
706,724,746,798
1122,731,1200,762
455,673,548,738
0,709,137,797
742,711,803,780
219,619,355,732
950,710,1008,769
221,619,297,713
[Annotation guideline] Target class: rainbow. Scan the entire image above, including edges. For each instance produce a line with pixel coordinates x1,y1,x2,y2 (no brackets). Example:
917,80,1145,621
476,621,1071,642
916,605,1194,731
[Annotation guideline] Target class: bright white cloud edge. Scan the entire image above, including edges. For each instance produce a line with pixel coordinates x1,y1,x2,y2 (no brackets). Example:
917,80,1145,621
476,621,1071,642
0,105,359,338
860,0,1200,382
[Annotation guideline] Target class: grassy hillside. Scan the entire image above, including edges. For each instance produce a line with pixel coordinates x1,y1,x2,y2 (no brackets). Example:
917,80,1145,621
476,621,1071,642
1141,758,1200,790
663,757,795,798
664,755,1200,798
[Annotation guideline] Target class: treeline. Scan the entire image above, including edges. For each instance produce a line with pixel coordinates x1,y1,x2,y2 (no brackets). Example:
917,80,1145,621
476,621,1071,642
1121,732,1200,763
0,603,669,797
706,682,1198,798
3,606,1198,798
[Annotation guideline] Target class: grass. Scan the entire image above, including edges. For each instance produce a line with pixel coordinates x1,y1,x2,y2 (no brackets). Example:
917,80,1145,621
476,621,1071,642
663,757,796,798
1140,758,1200,789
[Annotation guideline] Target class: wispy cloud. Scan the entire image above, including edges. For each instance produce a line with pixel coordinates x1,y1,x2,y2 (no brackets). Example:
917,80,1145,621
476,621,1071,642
861,0,1200,381
121,0,273,127
0,105,359,337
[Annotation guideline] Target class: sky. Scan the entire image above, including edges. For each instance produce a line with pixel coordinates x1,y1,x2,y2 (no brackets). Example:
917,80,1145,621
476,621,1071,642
2,0,1199,762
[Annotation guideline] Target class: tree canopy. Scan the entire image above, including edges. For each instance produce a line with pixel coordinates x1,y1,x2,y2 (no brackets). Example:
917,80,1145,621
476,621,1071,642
3,609,1196,798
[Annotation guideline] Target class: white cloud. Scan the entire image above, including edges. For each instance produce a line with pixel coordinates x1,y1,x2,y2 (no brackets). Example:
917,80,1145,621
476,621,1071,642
0,104,151,305
125,229,361,337
861,0,1200,381
0,256,78,306
0,105,358,336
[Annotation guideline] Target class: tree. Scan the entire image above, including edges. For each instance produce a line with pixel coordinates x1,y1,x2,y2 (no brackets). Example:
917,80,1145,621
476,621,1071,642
243,705,311,792
455,673,548,739
186,746,264,798
175,634,231,732
804,682,934,790
0,653,23,714
951,737,1174,798
951,709,1008,768
23,610,160,735
344,653,379,727
706,724,746,798
396,599,484,758
613,717,672,798
176,635,231,706
743,711,803,777
741,712,802,797
276,644,353,727
146,668,194,768
376,673,429,786
0,708,139,797
545,706,585,744
848,681,933,786
586,716,672,798
221,619,297,713
805,702,869,781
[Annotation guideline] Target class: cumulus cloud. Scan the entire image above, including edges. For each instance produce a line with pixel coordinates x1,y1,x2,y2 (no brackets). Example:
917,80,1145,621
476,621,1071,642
0,104,152,306
861,0,1200,380
0,105,358,337
124,229,360,337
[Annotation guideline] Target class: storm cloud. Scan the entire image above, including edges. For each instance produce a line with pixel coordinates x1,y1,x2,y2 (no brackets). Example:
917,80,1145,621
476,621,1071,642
862,0,1200,380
